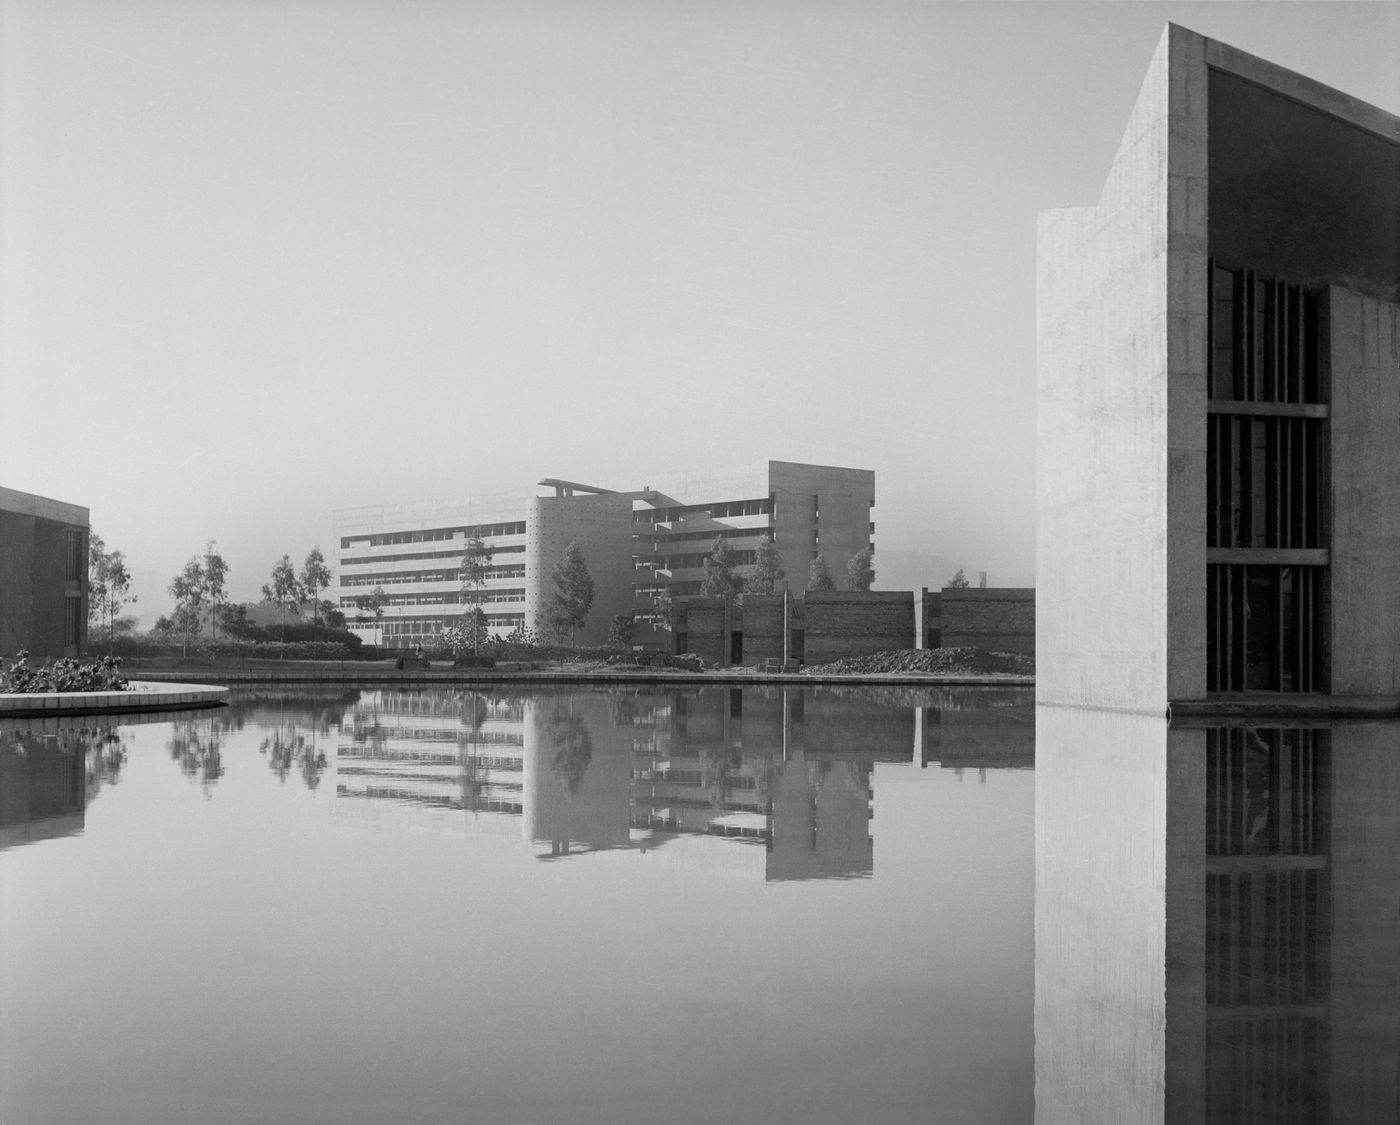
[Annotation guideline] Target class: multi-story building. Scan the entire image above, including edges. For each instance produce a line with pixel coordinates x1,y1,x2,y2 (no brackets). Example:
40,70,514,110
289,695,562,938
1037,26,1400,712
0,487,89,659
331,461,874,648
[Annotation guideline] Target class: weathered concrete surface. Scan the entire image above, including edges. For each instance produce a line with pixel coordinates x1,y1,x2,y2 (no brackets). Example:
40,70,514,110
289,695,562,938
1328,289,1400,695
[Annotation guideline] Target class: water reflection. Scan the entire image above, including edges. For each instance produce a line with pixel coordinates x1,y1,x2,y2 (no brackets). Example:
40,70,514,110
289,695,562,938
1,722,130,848
329,685,1033,880
1035,709,1400,1124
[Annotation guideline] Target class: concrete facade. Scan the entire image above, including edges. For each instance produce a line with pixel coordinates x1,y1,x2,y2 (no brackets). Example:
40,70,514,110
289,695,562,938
0,487,89,659
1037,26,1400,711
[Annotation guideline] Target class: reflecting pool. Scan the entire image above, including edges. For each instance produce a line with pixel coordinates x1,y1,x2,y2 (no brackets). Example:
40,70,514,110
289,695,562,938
0,685,1036,1125
6,687,1397,1123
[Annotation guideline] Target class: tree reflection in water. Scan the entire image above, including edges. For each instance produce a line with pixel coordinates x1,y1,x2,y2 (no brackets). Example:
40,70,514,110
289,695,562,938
167,718,227,796
259,723,328,789
84,729,129,803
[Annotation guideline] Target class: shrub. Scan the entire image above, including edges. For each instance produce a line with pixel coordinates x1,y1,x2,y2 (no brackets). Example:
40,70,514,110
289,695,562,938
1,651,129,694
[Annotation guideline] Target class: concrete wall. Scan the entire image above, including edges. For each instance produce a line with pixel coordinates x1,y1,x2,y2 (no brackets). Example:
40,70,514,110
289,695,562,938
1036,27,1188,712
768,461,874,593
939,588,1036,653
1328,288,1400,695
526,493,635,647
0,488,89,659
802,591,914,665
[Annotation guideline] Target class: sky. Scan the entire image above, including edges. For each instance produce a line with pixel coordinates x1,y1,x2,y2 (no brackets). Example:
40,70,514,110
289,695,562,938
2,0,1398,616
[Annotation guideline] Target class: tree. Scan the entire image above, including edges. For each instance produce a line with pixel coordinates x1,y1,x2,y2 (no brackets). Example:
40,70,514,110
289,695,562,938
608,612,638,650
946,568,970,589
746,532,785,595
320,601,346,629
806,553,835,592
202,541,230,641
168,557,207,658
88,532,138,656
261,555,303,646
299,547,331,639
458,537,494,655
699,536,742,602
441,608,492,658
352,586,388,646
547,542,595,645
846,546,875,592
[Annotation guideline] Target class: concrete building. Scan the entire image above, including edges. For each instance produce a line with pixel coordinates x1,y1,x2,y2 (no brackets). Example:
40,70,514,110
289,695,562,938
331,461,874,649
1037,26,1400,712
0,487,89,659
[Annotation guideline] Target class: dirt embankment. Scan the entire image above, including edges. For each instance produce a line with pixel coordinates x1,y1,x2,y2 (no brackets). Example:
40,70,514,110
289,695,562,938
802,647,1034,677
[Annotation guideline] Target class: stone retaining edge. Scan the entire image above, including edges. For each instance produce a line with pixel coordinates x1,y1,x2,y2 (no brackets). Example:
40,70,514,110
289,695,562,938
125,669,1033,688
0,681,230,717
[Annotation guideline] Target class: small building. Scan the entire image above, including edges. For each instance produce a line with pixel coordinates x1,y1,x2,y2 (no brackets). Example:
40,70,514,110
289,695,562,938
0,487,89,659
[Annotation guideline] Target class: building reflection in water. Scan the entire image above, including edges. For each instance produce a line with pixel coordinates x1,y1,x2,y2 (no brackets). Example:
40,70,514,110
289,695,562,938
0,721,130,849
1035,708,1400,1124
329,685,1033,881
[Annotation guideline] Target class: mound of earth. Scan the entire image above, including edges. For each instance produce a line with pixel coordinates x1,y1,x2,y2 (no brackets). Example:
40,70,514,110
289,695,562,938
802,647,1034,677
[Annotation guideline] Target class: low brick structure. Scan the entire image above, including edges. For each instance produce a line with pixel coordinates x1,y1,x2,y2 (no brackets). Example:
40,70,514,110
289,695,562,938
802,592,915,666
937,588,1035,654
674,598,728,665
738,595,785,663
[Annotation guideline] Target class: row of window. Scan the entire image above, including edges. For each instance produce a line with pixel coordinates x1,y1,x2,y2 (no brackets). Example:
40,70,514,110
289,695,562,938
633,497,773,524
341,544,525,566
1207,414,1324,549
342,589,526,609
376,612,527,636
636,526,773,546
638,550,759,572
341,521,527,549
1206,564,1323,693
340,564,526,588
1210,263,1323,404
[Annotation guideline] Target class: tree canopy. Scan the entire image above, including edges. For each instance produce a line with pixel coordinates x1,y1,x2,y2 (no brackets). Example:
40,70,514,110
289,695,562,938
746,533,785,595
806,553,835,592
946,568,970,589
700,536,742,601
846,546,875,592
546,542,595,644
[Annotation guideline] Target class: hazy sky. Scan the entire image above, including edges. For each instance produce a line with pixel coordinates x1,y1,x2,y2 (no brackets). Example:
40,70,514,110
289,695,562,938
3,1,1397,612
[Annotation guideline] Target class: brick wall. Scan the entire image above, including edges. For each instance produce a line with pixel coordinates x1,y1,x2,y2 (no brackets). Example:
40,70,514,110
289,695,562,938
803,592,914,665
940,588,1035,654
675,598,728,665
738,595,785,663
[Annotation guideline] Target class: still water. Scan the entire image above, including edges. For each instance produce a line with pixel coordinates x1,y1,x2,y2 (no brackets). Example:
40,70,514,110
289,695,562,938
2,686,1397,1124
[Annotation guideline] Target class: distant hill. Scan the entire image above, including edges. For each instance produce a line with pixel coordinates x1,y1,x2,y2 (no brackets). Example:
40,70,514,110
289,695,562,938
870,548,1027,593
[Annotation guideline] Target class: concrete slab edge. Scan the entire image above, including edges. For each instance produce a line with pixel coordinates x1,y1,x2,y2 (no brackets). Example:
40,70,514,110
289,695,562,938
0,681,229,717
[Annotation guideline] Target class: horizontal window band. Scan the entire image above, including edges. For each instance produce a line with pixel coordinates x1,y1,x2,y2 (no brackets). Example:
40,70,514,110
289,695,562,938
1206,548,1329,566
1207,400,1329,418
